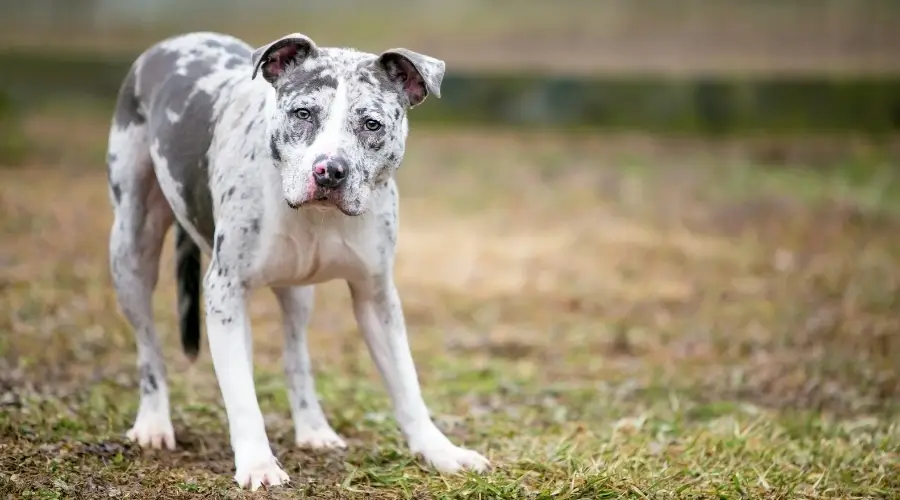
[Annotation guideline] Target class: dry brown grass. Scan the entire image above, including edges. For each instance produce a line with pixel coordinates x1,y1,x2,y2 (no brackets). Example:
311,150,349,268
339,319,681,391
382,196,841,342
1,106,900,498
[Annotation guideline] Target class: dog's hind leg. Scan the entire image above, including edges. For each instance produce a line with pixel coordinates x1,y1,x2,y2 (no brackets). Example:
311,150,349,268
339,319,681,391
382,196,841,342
107,67,176,450
273,286,347,450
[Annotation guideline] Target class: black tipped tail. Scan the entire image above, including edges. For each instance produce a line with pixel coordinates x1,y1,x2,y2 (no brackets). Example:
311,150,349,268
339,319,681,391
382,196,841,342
175,223,202,361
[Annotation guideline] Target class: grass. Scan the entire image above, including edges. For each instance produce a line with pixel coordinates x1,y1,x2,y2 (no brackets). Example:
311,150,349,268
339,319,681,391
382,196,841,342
2,105,900,498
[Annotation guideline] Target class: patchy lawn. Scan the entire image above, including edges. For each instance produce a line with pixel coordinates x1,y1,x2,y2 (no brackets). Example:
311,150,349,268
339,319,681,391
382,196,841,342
1,108,899,498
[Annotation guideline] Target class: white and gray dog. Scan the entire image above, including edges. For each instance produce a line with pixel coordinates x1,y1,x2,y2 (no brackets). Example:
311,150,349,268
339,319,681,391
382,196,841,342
106,31,489,490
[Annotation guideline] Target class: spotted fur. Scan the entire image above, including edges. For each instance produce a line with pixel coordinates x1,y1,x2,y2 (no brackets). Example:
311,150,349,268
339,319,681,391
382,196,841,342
105,31,487,491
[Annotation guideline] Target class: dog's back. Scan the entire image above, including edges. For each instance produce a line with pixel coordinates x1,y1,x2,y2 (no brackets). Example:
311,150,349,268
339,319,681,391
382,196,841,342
107,32,252,361
117,32,252,244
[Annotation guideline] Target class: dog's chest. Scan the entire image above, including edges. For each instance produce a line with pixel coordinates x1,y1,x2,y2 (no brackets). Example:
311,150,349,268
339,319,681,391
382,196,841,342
252,210,384,287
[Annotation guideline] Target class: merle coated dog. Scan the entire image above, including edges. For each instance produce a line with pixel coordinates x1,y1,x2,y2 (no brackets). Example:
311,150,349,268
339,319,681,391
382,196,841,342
106,31,489,490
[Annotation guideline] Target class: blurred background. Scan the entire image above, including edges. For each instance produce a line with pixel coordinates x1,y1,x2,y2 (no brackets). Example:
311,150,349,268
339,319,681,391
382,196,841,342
1,1,900,497
1,0,899,141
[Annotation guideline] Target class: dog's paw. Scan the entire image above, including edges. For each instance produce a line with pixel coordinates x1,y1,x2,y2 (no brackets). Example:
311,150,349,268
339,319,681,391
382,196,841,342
126,415,175,450
235,456,290,491
412,438,491,474
295,427,347,450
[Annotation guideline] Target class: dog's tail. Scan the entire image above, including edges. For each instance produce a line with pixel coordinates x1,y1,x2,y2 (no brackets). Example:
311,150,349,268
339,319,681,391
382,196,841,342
175,223,202,361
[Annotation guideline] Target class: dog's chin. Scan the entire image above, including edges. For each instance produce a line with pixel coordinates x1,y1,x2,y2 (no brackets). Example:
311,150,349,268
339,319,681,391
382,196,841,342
331,199,367,217
294,196,367,217
338,206,367,216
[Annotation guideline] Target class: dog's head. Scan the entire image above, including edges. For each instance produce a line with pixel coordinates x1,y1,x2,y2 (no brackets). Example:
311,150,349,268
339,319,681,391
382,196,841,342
251,33,445,216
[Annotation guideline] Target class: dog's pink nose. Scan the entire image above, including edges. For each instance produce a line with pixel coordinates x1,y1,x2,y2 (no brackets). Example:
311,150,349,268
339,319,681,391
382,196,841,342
313,163,326,175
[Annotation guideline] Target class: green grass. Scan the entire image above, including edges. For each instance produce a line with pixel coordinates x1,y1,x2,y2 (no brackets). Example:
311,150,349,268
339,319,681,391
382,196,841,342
1,107,899,498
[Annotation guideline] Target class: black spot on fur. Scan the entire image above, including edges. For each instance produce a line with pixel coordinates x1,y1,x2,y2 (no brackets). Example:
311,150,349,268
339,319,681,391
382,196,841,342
270,136,282,163
251,218,260,233
114,65,146,128
224,56,244,69
280,64,339,96
139,364,158,394
111,183,122,204
215,233,225,262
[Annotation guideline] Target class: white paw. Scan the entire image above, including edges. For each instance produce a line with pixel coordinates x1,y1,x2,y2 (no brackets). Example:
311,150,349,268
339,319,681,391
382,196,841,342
234,456,290,491
295,427,347,450
126,414,175,450
411,436,491,474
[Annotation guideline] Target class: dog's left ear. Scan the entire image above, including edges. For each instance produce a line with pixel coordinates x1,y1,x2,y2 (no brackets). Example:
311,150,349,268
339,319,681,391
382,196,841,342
251,33,319,84
377,49,445,108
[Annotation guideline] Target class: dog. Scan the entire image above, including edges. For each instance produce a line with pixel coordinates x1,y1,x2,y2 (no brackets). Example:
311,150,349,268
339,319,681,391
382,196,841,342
105,31,490,490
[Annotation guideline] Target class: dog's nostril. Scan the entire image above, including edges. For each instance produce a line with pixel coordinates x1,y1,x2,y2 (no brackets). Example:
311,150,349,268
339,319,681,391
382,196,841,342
313,163,326,175
332,166,346,179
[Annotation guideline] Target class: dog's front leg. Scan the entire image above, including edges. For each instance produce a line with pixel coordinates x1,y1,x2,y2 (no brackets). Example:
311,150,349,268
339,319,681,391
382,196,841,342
274,285,347,450
205,258,289,490
349,273,490,474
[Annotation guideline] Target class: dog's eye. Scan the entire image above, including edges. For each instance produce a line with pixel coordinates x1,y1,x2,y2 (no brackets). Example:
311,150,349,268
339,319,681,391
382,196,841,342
364,119,382,131
293,108,311,120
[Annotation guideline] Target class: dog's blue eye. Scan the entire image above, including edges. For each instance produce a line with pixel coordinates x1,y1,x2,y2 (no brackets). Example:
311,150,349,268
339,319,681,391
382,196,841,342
293,108,311,120
364,119,382,131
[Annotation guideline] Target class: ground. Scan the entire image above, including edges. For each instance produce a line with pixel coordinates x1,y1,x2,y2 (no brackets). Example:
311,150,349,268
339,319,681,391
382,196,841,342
1,103,899,499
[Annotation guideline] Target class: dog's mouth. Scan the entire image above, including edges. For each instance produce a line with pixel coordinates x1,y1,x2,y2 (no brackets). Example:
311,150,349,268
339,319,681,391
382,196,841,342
285,195,332,210
285,187,366,216
310,191,333,205
287,192,347,212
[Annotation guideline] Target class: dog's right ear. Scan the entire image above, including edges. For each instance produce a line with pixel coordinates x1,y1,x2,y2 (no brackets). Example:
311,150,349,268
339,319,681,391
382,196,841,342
251,33,319,84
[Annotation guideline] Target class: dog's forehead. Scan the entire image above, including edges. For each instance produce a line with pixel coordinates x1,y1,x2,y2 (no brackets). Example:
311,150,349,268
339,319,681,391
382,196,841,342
278,48,395,107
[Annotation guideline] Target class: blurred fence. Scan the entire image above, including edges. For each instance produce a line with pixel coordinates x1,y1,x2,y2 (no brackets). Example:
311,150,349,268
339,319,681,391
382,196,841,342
0,0,899,139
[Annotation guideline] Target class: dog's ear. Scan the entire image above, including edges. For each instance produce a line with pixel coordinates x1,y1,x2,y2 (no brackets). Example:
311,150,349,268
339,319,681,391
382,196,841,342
377,49,445,108
251,33,319,84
